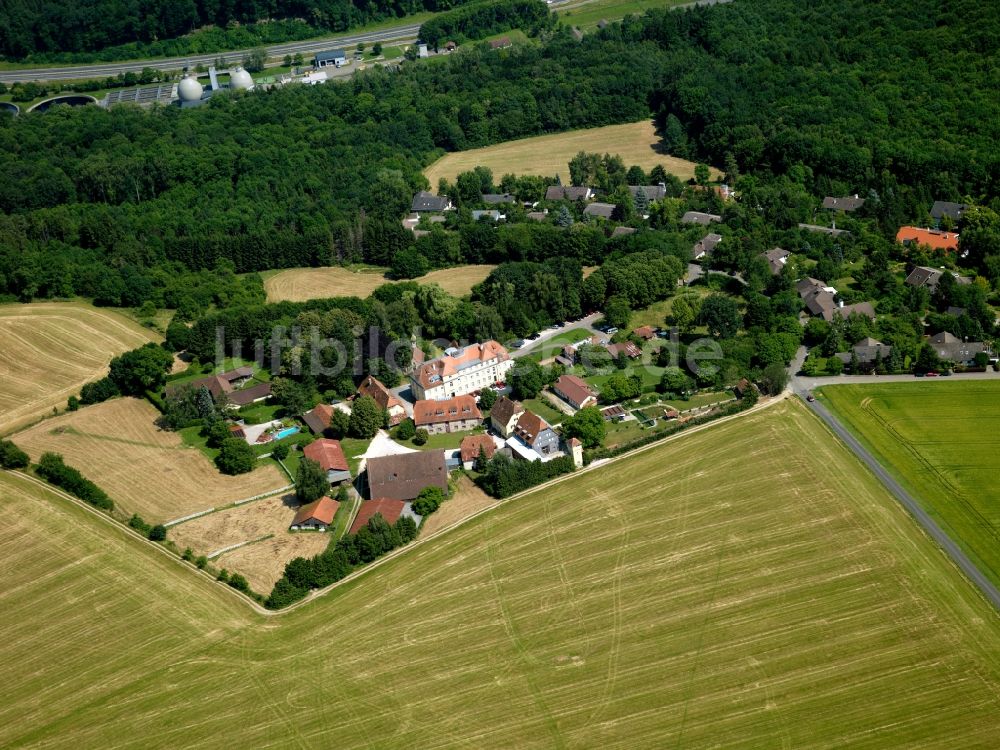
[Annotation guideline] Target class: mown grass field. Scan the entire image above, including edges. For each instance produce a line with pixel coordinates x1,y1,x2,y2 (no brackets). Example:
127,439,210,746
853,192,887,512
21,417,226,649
263,264,496,303
12,398,287,524
0,301,159,436
820,380,1000,590
3,399,1000,747
558,0,691,30
423,120,720,186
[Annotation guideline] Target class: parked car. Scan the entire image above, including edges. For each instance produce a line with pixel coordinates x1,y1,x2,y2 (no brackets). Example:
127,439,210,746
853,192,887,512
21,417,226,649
512,339,525,348
806,392,816,402
607,327,619,335
925,371,939,377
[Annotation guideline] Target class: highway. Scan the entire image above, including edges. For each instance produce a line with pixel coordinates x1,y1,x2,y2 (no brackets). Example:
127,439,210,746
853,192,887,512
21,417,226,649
0,24,422,83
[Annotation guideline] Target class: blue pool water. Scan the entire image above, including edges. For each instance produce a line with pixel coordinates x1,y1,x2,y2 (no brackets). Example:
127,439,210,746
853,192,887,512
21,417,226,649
275,427,299,440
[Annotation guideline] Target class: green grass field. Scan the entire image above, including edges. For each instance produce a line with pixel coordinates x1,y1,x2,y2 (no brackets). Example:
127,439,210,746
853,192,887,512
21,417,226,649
819,380,1000,590
3,399,1000,746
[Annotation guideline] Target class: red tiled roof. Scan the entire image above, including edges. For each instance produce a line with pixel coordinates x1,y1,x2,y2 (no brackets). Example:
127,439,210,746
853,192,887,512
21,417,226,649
553,374,596,408
357,375,404,413
632,326,656,340
896,226,959,251
490,396,523,426
606,342,642,359
303,439,349,473
413,395,482,427
460,434,496,463
292,496,339,527
302,403,334,434
349,498,406,534
413,341,510,390
513,410,550,447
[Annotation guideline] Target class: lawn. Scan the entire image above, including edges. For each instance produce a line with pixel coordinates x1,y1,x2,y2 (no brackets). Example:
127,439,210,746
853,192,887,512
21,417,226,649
263,264,496,303
586,363,664,392
558,0,692,31
423,120,721,186
629,288,712,330
394,427,481,452
13,397,287,524
819,380,1000,590
0,301,160,435
520,396,565,425
4,400,1000,746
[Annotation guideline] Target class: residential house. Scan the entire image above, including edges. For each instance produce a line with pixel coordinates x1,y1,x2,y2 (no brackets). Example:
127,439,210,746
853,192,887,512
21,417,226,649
413,395,482,434
632,326,656,341
411,190,452,213
471,209,503,221
606,341,642,359
761,247,790,275
583,202,616,220
823,195,865,212
733,378,754,399
490,37,513,50
490,396,525,437
927,331,985,366
835,338,892,368
168,367,271,407
410,340,514,400
526,210,549,222
357,375,406,426
290,496,339,531
482,193,514,205
692,233,723,260
545,185,593,201
509,411,561,461
681,211,722,226
611,226,636,238
460,434,497,469
302,439,352,484
313,49,347,68
896,226,959,252
302,403,335,434
930,201,968,223
552,374,597,410
365,450,449,501
904,266,944,291
629,184,667,202
798,223,850,236
349,498,410,534
826,301,876,323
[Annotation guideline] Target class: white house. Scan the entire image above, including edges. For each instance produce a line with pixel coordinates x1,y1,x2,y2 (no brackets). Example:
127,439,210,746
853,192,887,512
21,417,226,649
410,340,514,401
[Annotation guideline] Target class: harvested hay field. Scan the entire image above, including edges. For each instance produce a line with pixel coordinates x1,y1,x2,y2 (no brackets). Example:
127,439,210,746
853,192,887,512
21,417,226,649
13,398,287,524
0,301,159,435
423,121,721,186
170,492,329,593
4,400,1000,747
419,474,496,537
264,264,496,303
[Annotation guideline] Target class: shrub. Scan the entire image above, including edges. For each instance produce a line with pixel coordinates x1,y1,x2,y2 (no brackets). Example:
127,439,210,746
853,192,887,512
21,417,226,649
148,524,167,541
128,514,151,535
395,418,416,440
182,547,194,561
217,569,230,582
271,442,290,461
412,486,445,516
227,573,251,593
412,428,429,446
67,395,80,411
215,438,255,475
195,555,208,569
35,452,114,511
0,439,30,469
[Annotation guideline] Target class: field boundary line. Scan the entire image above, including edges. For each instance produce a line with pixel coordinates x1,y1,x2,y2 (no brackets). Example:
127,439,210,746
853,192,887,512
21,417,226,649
165,484,294,526
210,533,274,560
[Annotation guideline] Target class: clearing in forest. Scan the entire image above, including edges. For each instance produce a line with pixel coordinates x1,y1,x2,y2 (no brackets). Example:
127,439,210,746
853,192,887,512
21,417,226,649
423,121,720,186
264,264,496,303
2,400,1000,746
820,380,1000,590
12,397,287,524
0,301,159,435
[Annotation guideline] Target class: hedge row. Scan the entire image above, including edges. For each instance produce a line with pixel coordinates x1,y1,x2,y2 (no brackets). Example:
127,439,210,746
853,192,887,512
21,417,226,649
35,452,114,511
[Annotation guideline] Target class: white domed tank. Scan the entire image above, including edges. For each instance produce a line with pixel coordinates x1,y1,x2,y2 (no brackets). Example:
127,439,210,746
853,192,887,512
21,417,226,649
177,75,203,102
229,67,254,91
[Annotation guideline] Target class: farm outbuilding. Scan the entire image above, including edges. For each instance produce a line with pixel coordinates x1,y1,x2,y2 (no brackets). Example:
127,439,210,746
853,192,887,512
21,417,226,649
290,496,339,531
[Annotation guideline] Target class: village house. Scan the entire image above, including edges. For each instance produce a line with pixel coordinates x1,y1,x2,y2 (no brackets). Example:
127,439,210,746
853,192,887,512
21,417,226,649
544,185,593,201
313,49,347,68
167,366,271,407
927,331,986,366
460,434,497,470
896,226,959,252
302,439,352,485
629,184,667,202
365,450,449,501
357,375,406,426
552,374,597,410
798,223,851,237
490,396,525,437
481,193,514,205
611,226,636,238
692,233,723,260
410,190,452,213
761,247,790,275
410,340,514,400
632,326,656,341
413,395,483,434
290,496,339,531
302,403,335,434
822,195,865,212
606,341,642,360
349,498,414,534
836,338,893,368
509,411,561,462
681,211,722,226
930,200,968,224
583,202,616,220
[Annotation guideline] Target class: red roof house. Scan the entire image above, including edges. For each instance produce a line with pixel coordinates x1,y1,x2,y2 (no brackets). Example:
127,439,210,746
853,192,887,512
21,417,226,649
302,439,352,483
460,434,496,468
896,226,959,252
349,498,407,535
291,496,339,530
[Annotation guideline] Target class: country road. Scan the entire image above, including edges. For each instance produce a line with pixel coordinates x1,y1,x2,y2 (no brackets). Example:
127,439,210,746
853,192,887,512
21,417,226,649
788,363,1000,612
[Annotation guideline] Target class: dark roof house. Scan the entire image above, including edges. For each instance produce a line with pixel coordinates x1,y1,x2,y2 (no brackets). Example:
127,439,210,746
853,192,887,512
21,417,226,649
583,202,616,220
629,184,667,202
482,193,515,205
545,185,593,201
411,191,452,212
761,247,790,275
930,201,968,222
798,223,850,236
823,195,865,212
681,211,722,225
836,337,892,365
904,266,943,290
366,450,449,501
927,331,985,365
692,233,723,260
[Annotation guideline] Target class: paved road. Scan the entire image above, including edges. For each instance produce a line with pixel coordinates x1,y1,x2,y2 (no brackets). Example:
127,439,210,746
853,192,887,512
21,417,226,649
512,313,604,360
787,364,1000,611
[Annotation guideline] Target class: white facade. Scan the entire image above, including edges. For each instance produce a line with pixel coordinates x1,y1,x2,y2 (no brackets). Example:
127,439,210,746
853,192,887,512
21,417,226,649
411,342,514,401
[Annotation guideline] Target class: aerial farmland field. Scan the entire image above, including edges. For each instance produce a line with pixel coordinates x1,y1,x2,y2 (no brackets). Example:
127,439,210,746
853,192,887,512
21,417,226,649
12,398,288,524
819,380,1000,590
264,264,496,303
2,399,999,748
0,302,159,435
422,120,722,186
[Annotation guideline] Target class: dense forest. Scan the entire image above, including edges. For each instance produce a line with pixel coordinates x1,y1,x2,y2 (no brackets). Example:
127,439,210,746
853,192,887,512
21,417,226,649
2,0,999,313
0,0,475,60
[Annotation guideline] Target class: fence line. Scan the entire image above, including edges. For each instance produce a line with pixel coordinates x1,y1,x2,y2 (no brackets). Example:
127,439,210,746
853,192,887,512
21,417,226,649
164,484,293,526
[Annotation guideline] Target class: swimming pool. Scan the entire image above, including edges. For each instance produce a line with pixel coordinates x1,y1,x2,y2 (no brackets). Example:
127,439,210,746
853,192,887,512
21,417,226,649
275,426,299,440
